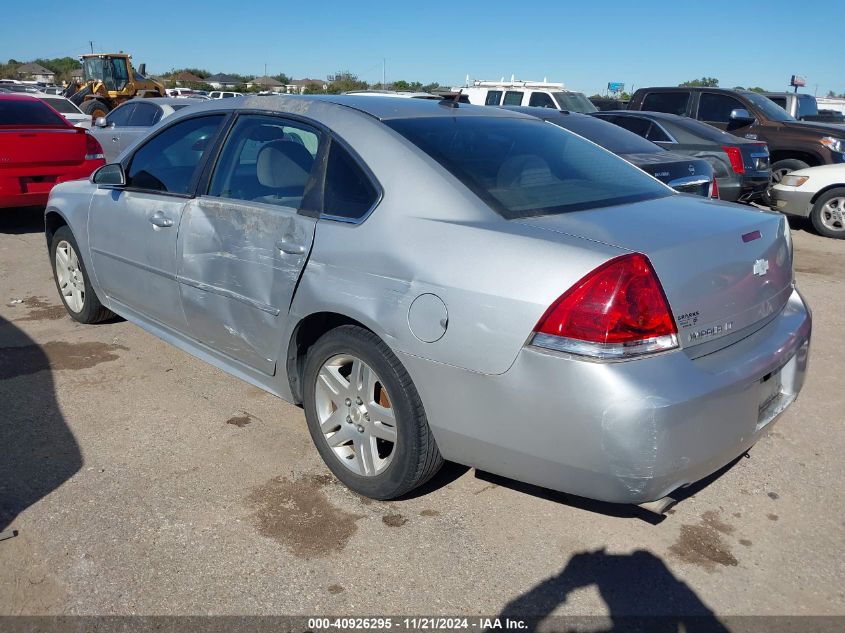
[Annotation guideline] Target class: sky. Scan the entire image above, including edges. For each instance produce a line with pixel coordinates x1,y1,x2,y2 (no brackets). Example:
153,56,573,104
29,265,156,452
3,0,843,97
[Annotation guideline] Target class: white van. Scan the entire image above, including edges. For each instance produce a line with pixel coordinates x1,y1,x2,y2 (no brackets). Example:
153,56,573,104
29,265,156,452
454,79,597,113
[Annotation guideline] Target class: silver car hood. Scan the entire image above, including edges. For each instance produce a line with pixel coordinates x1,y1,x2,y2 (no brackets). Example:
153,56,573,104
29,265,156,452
515,195,793,352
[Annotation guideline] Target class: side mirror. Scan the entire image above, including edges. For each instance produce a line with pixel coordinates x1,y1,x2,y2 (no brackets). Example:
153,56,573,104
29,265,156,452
729,108,754,123
138,63,146,76
94,116,109,128
92,163,126,186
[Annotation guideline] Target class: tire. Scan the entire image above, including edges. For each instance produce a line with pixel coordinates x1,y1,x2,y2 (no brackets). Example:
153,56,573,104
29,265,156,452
302,325,443,499
763,159,811,207
809,187,845,239
50,226,114,324
79,99,111,122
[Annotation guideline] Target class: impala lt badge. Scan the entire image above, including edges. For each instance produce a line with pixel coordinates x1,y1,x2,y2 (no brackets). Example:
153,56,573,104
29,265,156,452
753,258,770,276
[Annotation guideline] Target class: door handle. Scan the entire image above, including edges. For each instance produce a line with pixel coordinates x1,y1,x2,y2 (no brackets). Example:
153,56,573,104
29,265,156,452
149,212,174,228
275,239,306,255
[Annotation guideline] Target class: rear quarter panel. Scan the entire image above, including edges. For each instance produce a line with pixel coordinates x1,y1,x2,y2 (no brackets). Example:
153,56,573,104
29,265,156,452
287,106,623,375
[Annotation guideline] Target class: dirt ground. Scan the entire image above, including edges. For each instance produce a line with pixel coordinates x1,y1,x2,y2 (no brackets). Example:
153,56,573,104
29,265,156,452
0,208,843,621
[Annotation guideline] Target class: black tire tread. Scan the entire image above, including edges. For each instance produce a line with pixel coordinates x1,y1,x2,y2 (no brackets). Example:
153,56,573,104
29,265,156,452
50,226,115,324
304,324,443,499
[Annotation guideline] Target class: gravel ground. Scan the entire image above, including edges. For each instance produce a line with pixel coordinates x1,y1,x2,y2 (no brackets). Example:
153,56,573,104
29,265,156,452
0,208,843,621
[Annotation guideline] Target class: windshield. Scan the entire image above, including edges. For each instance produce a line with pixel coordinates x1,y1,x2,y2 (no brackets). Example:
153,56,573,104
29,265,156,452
743,92,796,122
553,92,597,113
82,58,103,82
386,116,670,219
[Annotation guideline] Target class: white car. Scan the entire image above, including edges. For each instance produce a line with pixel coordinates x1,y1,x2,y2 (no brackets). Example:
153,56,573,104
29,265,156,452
770,163,845,238
454,78,597,113
33,93,91,128
208,90,244,99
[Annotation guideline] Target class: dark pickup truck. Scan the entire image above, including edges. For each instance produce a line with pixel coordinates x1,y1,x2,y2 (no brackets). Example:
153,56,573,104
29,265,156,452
627,87,845,184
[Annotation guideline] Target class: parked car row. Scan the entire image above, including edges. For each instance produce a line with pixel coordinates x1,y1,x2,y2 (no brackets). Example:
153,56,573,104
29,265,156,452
40,95,810,509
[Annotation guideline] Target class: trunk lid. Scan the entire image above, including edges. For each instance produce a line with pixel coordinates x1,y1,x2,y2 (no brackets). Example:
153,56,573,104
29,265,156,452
0,128,87,167
517,195,793,353
620,151,713,197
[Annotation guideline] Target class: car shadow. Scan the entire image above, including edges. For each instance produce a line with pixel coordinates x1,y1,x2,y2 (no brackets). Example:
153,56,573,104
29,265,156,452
0,315,82,533
495,549,729,632
474,454,746,525
0,206,45,235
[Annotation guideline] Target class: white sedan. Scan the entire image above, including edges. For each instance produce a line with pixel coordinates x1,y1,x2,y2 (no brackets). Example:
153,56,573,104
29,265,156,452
770,163,845,238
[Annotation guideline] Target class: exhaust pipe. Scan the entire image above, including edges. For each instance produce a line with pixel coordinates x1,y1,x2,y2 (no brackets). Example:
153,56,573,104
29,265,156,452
637,496,677,515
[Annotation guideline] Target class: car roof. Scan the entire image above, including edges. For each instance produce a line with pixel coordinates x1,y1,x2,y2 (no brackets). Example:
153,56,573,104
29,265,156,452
0,93,40,101
173,94,533,121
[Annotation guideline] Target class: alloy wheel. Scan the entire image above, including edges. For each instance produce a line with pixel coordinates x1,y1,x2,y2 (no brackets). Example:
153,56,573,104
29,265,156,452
819,196,845,233
314,354,397,477
55,240,85,313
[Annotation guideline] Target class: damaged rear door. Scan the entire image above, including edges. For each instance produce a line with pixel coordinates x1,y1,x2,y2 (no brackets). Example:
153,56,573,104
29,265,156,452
176,114,324,375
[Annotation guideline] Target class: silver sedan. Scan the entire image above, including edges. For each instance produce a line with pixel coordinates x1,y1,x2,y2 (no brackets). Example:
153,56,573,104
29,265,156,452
87,97,194,162
44,95,811,509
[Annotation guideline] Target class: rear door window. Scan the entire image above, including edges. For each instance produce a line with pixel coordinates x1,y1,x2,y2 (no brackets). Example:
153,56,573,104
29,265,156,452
697,93,745,124
502,91,523,106
612,116,651,138
208,114,321,209
641,92,690,116
126,115,225,194
485,90,502,106
528,92,555,108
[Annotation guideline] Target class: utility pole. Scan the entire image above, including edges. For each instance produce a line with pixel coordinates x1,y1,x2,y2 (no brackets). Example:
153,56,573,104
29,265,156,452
89,41,94,54
382,58,386,90
264,63,267,77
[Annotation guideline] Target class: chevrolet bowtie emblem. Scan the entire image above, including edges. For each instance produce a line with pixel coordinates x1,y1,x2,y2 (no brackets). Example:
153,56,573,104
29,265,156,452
753,259,770,276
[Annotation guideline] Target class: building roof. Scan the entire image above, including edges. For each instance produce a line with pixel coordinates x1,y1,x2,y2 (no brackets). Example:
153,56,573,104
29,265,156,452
289,78,322,86
250,76,283,87
173,71,205,83
16,63,54,76
206,73,239,83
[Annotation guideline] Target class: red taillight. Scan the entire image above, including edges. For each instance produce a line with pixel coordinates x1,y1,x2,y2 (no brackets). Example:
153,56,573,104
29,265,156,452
532,253,678,359
84,132,104,161
710,176,720,199
722,146,745,174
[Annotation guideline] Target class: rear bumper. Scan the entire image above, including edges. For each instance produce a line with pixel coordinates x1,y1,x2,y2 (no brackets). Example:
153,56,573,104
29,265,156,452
717,174,769,203
402,289,811,504
770,186,814,217
0,161,101,209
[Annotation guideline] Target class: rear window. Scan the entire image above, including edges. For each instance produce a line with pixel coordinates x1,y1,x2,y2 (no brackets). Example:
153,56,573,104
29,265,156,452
0,98,67,126
386,116,670,219
556,115,663,154
641,92,690,116
40,97,79,114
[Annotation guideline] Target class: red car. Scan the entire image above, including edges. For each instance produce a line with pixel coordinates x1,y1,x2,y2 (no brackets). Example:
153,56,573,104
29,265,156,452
0,94,105,209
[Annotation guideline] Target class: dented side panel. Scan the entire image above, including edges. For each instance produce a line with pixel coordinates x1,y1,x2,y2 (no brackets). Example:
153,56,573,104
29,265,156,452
177,196,316,375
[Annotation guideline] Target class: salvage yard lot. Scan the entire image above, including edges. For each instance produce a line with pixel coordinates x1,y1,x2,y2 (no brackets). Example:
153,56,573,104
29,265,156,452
0,208,843,617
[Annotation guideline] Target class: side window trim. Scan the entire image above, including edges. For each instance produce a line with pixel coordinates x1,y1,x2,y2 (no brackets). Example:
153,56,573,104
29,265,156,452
121,112,231,199
319,135,383,225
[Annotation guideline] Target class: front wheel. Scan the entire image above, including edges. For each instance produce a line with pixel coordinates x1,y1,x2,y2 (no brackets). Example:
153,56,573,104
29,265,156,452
302,325,443,499
50,226,114,323
810,188,845,239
